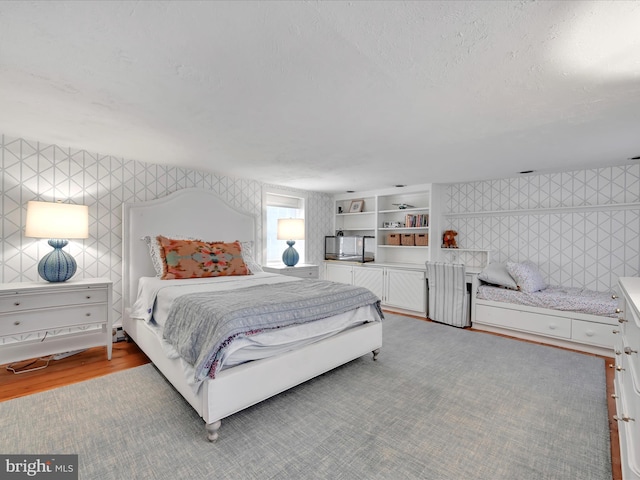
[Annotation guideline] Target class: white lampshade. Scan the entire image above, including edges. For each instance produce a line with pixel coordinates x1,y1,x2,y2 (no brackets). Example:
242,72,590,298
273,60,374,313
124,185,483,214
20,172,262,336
25,200,89,239
277,218,305,240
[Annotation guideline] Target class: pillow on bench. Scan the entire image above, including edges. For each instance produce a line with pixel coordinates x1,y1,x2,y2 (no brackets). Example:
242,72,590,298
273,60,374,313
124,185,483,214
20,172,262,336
478,263,518,290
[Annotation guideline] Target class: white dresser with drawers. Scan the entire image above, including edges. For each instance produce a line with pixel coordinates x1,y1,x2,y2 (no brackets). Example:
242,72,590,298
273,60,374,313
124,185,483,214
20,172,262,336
614,277,640,480
0,278,113,365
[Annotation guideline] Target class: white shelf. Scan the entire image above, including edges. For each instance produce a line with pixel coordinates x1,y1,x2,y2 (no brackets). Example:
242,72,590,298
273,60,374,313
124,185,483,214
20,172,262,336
379,227,429,231
379,245,429,249
336,211,375,216
444,202,640,217
379,207,429,214
441,248,491,253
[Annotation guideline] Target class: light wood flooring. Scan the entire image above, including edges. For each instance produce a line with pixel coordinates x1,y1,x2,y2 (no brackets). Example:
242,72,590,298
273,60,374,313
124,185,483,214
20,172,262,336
0,325,621,480
0,341,149,402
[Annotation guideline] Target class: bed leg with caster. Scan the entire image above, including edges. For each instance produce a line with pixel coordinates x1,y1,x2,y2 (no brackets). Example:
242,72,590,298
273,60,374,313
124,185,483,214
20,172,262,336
372,348,380,361
205,420,222,442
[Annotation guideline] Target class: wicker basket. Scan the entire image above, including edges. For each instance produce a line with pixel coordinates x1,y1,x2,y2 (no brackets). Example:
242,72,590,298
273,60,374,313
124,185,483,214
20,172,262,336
415,233,429,246
401,233,415,246
386,233,401,245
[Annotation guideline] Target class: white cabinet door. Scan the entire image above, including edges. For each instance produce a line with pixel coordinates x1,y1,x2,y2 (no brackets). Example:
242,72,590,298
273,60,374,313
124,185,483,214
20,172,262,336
324,263,353,284
353,266,384,299
385,268,426,313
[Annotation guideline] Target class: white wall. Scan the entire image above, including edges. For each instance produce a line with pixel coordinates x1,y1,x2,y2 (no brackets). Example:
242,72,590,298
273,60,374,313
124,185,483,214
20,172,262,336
443,165,640,291
0,134,334,325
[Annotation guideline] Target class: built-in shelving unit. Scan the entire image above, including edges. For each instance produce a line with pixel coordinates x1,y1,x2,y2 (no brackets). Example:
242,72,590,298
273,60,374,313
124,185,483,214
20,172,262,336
376,190,431,265
332,185,442,267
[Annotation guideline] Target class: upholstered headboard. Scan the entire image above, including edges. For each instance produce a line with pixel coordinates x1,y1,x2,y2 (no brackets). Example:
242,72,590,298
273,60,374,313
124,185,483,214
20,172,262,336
122,188,257,308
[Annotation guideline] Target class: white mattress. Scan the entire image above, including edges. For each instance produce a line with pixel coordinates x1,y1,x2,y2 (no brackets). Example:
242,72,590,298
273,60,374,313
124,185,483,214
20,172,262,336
477,284,617,318
129,273,382,391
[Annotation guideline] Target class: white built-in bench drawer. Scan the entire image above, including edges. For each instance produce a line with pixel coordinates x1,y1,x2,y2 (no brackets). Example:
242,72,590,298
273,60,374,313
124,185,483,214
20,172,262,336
475,304,571,339
571,319,618,349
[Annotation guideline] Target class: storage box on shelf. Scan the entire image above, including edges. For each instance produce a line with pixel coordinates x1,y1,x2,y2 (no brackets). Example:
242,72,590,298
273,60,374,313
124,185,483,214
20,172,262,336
386,233,400,245
401,234,415,246
415,234,429,246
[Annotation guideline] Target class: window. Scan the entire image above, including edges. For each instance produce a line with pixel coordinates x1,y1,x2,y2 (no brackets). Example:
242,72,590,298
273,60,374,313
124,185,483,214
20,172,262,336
265,192,305,265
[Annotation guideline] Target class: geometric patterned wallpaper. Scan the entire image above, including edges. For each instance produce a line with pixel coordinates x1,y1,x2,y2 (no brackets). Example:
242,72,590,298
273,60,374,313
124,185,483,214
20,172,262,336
443,164,640,292
0,133,333,327
3,128,638,329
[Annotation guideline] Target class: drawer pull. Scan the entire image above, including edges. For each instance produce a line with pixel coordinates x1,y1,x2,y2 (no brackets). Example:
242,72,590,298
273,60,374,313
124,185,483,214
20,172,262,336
14,302,20,306
585,330,594,337
615,308,623,314
623,346,638,355
613,329,620,334
86,295,91,299
611,394,619,399
85,313,91,317
608,364,625,372
613,415,635,422
13,321,20,326
618,318,628,323
615,350,622,355
548,324,557,330
612,294,618,300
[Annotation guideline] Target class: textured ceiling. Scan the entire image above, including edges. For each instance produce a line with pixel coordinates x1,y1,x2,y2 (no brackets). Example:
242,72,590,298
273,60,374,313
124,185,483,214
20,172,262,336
1,0,639,193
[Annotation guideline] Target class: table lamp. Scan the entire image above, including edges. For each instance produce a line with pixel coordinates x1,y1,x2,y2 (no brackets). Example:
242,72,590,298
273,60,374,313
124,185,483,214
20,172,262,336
25,200,89,282
277,218,304,267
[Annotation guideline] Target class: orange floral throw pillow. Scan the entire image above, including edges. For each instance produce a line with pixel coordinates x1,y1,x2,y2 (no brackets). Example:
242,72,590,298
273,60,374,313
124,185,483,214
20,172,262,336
157,236,249,280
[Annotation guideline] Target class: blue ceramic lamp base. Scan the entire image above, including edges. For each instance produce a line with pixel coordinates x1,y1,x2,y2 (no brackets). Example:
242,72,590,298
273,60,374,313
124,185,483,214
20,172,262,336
38,239,77,282
282,240,300,267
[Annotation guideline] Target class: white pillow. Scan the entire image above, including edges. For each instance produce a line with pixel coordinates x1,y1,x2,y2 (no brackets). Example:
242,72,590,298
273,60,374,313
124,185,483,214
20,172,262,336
144,235,195,277
478,263,518,290
506,261,547,293
239,241,263,274
144,236,263,276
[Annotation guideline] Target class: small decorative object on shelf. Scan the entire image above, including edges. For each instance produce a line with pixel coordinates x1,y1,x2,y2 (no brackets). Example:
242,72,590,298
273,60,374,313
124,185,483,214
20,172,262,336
393,203,414,209
383,221,404,228
349,199,364,213
442,230,458,248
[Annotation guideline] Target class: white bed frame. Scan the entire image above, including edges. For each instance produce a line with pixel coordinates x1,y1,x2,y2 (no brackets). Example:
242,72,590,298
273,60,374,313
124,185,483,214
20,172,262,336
122,188,382,441
470,277,619,356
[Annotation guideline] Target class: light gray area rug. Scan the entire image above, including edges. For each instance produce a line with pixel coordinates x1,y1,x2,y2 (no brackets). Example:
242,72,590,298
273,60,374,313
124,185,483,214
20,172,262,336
0,314,611,480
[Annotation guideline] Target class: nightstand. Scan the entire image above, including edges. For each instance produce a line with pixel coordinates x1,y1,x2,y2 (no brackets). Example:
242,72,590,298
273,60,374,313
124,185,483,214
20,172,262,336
0,278,113,365
262,264,319,279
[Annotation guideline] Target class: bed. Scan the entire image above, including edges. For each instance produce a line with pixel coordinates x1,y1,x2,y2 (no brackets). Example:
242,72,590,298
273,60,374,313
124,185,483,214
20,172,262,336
470,261,619,355
122,188,383,441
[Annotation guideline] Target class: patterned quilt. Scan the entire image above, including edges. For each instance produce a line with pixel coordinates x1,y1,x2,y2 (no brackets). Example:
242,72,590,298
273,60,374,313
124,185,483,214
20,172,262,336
477,284,617,317
163,279,383,382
